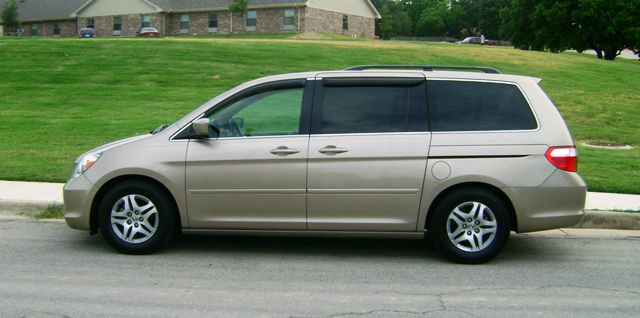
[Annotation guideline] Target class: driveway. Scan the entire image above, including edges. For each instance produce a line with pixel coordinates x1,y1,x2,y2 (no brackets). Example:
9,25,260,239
1,218,639,317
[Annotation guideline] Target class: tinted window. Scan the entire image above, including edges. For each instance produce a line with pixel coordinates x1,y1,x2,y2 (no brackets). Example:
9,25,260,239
208,87,304,138
427,80,537,131
317,80,427,134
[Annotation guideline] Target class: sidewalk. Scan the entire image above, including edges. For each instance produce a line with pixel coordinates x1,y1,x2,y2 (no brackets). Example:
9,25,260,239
1,180,639,229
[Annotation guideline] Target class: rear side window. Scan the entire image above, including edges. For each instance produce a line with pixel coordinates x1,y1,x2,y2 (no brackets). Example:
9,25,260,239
427,80,537,131
314,79,428,134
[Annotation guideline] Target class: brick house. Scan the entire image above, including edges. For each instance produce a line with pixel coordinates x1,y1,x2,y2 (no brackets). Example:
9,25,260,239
0,0,88,37
1,0,380,38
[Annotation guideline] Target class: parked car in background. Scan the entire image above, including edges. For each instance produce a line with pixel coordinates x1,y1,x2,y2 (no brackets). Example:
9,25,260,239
64,65,586,264
456,36,497,45
138,27,160,37
78,28,96,38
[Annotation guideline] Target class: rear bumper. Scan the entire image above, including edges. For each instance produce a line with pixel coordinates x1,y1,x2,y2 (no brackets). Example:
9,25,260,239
63,175,95,231
507,170,586,233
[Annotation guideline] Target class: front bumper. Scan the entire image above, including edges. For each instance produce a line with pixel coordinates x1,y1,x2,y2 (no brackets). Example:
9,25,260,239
63,175,95,231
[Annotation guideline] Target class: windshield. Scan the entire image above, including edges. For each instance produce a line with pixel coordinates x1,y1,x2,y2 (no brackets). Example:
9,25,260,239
142,28,158,32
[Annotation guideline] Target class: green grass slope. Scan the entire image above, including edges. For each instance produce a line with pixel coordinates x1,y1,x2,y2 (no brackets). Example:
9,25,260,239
0,37,638,193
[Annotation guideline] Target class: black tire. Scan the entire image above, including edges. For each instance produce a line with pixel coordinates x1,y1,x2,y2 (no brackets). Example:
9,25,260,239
430,188,511,264
98,180,176,254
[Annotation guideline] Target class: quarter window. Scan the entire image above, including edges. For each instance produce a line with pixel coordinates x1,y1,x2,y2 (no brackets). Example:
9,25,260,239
207,85,304,138
180,14,189,33
142,15,151,28
283,9,295,30
87,18,95,29
427,80,537,131
246,10,257,31
315,80,428,134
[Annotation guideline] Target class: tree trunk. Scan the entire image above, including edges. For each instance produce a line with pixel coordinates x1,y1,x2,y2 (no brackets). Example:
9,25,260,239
603,50,617,60
594,48,603,59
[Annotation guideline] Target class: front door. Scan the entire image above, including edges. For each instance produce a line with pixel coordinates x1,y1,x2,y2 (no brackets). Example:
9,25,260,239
307,75,431,231
185,80,310,230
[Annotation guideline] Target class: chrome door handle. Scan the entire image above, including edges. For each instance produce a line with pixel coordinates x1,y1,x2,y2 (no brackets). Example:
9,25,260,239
270,146,300,156
318,145,349,155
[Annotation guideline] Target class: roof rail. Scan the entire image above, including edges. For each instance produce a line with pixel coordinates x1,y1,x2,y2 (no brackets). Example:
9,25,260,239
345,65,501,74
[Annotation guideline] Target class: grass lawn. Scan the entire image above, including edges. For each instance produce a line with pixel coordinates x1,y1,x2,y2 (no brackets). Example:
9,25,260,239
0,36,638,193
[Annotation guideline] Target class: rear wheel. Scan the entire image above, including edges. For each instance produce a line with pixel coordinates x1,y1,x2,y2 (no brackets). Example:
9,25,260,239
98,180,175,254
430,188,510,264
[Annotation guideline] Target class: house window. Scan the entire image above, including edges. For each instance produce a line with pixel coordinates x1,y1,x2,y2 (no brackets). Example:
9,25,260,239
283,9,295,30
180,14,189,33
246,10,256,32
113,16,122,35
342,15,348,31
142,15,151,28
87,18,95,29
31,24,38,36
53,22,61,35
208,13,218,32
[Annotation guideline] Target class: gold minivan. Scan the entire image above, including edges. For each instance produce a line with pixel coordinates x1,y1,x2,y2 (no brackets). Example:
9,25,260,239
64,66,586,263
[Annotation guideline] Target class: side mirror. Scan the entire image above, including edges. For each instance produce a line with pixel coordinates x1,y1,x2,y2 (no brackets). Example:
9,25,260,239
192,118,218,138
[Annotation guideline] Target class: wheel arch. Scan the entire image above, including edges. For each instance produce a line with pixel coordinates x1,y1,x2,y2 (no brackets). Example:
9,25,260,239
424,182,517,232
90,175,182,234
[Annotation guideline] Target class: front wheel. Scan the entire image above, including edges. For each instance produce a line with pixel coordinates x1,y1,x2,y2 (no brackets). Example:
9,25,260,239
430,188,511,264
98,180,175,254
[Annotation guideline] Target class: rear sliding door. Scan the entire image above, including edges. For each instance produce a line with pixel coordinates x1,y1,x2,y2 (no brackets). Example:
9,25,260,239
306,74,431,231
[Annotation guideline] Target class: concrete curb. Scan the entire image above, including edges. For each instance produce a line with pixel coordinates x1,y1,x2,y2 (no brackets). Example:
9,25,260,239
1,200,638,231
576,210,640,231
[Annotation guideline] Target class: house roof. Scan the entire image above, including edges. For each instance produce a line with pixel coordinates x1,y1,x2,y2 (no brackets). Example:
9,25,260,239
0,0,88,22
1,0,379,23
148,1,304,11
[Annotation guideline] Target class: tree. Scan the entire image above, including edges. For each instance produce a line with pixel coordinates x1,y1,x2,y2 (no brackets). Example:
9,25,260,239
500,0,544,50
377,4,395,39
476,0,507,39
529,0,576,53
573,0,639,60
393,11,412,36
416,0,448,36
1,0,18,33
229,0,248,15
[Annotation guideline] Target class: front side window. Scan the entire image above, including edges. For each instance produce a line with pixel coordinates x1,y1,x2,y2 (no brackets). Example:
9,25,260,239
209,13,218,32
427,80,538,131
53,23,61,35
31,24,38,36
113,16,122,32
283,9,295,30
87,18,95,29
142,15,151,28
315,80,428,134
246,10,257,31
342,15,348,31
207,85,304,138
180,14,189,33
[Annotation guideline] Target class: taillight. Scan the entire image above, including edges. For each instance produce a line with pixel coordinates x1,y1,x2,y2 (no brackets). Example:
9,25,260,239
545,146,578,172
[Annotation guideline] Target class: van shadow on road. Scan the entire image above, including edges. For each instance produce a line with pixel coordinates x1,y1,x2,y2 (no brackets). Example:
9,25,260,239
70,229,569,265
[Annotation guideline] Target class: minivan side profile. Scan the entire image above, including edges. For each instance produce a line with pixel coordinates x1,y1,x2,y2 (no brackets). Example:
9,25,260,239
64,66,586,263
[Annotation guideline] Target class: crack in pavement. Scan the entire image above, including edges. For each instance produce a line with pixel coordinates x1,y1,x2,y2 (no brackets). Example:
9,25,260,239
293,284,640,318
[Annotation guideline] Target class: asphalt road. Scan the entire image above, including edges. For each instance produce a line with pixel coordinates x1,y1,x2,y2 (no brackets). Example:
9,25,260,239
1,218,639,318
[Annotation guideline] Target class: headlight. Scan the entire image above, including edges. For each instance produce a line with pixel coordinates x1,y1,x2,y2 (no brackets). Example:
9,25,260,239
70,152,102,179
